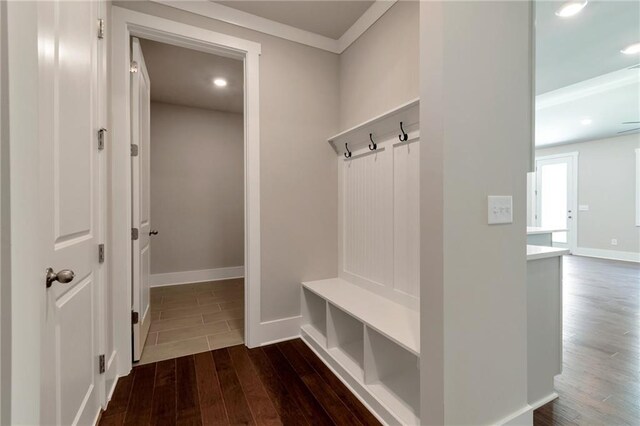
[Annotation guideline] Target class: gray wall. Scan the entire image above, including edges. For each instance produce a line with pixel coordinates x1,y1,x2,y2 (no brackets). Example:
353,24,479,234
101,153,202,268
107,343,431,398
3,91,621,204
420,2,531,423
150,102,244,274
536,133,640,254
115,1,339,322
339,1,419,130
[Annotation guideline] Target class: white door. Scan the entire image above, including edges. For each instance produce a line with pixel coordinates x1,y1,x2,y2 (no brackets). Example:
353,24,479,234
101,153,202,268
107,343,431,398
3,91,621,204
535,153,578,252
131,38,152,362
39,1,104,424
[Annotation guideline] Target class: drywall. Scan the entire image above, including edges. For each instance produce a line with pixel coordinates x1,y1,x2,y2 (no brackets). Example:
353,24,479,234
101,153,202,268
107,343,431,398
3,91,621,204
420,2,532,424
536,134,640,256
149,102,244,274
339,1,419,130
115,0,339,322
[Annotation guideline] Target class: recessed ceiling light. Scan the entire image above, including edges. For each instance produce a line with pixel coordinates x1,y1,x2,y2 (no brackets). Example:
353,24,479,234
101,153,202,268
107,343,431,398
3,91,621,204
581,118,592,125
213,78,227,87
621,42,640,55
555,1,588,17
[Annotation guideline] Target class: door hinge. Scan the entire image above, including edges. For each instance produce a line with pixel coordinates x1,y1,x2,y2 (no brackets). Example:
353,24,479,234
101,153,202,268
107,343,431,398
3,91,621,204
131,228,139,240
130,61,139,74
98,354,105,374
98,243,105,264
131,144,139,157
98,18,105,39
98,128,107,151
132,311,139,325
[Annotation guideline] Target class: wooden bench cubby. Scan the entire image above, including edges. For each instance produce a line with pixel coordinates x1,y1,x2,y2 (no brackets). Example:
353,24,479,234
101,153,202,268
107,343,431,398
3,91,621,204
301,278,420,425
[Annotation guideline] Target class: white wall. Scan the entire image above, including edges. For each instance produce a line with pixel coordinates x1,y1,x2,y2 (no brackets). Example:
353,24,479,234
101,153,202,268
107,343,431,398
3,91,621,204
5,2,42,424
536,134,640,259
339,1,419,131
420,1,532,424
0,2,6,422
150,102,244,275
114,0,340,323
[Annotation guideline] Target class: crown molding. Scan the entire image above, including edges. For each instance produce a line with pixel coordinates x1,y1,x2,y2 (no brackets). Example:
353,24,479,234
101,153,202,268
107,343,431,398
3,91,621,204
150,0,397,54
338,0,396,52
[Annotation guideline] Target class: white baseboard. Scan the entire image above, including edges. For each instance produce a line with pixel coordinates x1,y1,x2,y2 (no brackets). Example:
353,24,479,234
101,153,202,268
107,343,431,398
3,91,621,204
573,247,639,263
258,315,301,346
150,266,244,287
497,404,534,426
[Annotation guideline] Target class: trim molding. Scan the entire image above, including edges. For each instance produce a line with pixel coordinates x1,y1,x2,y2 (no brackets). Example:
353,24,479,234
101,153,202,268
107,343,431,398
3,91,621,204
573,248,640,263
151,0,397,54
150,266,244,287
338,0,396,52
258,315,301,346
496,404,534,426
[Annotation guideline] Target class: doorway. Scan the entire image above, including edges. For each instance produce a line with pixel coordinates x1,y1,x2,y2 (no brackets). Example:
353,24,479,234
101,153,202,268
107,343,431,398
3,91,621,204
534,153,578,253
130,37,247,364
111,7,262,377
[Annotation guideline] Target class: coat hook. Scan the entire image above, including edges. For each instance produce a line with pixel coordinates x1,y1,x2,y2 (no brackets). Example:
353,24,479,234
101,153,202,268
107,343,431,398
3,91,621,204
368,133,377,151
398,122,408,142
344,143,352,158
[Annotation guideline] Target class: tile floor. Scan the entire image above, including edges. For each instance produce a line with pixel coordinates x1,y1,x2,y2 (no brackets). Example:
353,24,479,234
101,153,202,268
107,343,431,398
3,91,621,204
138,278,244,365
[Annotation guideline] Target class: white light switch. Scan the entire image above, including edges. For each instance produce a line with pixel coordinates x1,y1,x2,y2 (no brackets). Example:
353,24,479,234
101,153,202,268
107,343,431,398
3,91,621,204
488,196,513,225
579,205,589,211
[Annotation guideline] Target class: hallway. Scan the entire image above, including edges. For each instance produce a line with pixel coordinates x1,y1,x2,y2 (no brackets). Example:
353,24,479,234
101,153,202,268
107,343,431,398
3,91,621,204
534,256,640,425
99,339,381,425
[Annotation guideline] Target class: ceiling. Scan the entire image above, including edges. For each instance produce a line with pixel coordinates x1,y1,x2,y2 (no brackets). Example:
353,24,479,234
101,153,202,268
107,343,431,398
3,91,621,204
139,39,244,114
535,0,640,146
215,0,375,39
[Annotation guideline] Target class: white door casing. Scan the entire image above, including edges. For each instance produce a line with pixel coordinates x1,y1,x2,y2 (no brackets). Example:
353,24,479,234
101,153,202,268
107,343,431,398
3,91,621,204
39,1,104,424
111,8,262,377
131,38,152,362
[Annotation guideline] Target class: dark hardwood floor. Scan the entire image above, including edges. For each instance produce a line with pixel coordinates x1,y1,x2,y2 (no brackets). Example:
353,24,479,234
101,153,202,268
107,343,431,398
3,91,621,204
99,339,381,426
534,255,640,426
101,255,638,426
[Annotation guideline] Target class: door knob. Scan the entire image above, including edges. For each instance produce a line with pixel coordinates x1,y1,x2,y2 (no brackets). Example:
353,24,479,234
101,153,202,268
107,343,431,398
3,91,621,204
46,267,75,288
149,230,158,236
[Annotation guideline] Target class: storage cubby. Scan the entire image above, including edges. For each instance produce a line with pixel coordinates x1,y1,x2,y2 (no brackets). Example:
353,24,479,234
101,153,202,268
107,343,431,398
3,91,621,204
365,327,420,425
301,288,327,346
327,304,364,380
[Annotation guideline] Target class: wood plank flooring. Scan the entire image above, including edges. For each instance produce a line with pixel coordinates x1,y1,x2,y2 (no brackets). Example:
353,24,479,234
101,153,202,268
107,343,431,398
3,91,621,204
534,255,640,425
99,339,382,426
103,255,638,425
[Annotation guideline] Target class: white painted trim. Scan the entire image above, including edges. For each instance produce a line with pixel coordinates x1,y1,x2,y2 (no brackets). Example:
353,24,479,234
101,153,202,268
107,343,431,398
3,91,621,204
257,315,302,346
528,392,559,412
301,332,397,425
635,148,640,227
151,0,397,54
338,1,397,52
111,7,262,379
573,248,640,263
150,266,244,287
496,404,534,426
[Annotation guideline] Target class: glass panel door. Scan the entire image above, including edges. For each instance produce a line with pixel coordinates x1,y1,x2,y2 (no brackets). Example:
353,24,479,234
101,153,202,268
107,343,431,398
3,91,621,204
535,154,577,252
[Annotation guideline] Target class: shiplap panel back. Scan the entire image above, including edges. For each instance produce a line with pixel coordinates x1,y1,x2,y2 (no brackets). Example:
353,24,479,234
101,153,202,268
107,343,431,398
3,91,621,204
393,141,420,298
340,136,420,308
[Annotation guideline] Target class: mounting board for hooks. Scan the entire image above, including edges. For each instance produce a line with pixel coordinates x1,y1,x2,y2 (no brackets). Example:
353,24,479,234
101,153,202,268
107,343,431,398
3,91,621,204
328,98,419,156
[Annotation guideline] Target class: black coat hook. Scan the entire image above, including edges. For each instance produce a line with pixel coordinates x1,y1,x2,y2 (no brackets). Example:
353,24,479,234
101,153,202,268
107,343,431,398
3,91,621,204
344,143,352,158
398,122,408,142
368,133,377,151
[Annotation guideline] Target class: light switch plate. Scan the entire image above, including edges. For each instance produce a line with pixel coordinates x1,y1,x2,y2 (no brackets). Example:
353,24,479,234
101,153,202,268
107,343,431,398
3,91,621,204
488,196,513,225
579,205,589,211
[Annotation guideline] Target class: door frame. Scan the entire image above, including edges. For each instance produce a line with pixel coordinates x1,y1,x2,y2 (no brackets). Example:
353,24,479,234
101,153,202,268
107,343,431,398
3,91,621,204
534,152,579,253
110,7,262,378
